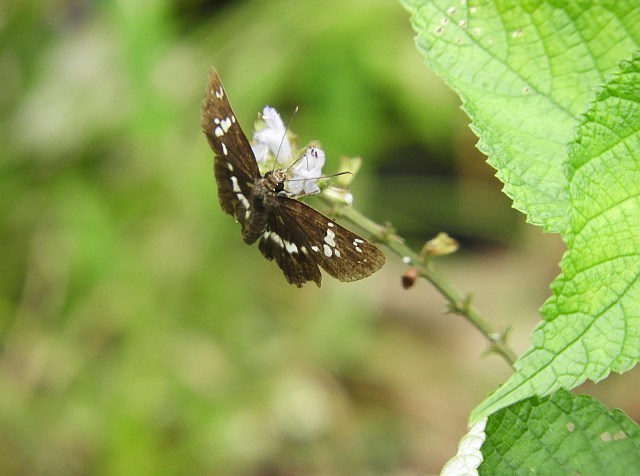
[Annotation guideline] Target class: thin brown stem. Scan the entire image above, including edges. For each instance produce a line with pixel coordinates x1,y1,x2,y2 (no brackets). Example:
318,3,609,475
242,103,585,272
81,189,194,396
320,193,517,367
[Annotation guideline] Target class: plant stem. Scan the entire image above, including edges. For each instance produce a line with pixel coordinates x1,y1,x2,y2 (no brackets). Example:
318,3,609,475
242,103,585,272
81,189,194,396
321,194,518,367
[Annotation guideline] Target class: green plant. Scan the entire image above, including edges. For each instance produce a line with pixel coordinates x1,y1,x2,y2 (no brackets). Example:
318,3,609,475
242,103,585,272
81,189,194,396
394,0,640,472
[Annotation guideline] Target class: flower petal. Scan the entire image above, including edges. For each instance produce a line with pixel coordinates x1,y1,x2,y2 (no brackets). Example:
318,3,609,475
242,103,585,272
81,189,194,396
252,106,292,164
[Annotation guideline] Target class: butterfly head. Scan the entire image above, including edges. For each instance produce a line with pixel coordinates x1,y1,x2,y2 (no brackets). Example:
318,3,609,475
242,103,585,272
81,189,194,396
263,170,288,195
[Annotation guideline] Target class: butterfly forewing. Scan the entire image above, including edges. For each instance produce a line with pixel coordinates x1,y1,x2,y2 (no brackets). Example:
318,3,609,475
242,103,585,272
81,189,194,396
259,197,385,287
201,69,259,223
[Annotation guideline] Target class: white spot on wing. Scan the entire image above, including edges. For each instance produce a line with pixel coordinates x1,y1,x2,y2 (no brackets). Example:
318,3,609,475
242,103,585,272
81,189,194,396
263,231,282,247
230,176,241,192
220,117,233,133
311,246,319,252
263,231,298,254
221,143,228,156
285,241,298,254
272,233,284,248
214,116,234,137
321,227,342,258
238,193,250,210
324,229,336,247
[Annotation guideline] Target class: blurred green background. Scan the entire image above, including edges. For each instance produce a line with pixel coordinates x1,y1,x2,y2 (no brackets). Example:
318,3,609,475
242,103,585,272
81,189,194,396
4,1,634,475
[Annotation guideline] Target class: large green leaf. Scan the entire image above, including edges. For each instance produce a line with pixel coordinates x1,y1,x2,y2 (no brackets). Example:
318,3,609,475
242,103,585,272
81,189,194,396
478,389,640,474
403,0,640,232
442,390,640,474
472,52,640,421
404,0,640,422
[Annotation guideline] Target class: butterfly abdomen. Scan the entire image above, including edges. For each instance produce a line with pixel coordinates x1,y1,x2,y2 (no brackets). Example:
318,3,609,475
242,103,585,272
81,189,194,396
241,176,278,245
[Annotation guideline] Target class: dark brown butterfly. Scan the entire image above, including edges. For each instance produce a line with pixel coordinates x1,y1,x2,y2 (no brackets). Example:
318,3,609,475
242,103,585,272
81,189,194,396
200,69,385,287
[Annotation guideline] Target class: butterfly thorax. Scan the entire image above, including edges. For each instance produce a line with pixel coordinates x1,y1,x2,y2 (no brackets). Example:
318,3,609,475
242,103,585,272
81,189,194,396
242,170,288,245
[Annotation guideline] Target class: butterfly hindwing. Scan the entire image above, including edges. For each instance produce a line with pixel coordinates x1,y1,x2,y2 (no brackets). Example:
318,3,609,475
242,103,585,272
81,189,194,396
201,69,259,223
259,197,385,287
257,199,322,287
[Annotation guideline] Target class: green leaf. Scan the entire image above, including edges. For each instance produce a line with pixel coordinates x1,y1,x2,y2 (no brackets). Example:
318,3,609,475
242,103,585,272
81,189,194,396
478,389,640,474
402,0,640,232
472,53,640,421
404,0,640,423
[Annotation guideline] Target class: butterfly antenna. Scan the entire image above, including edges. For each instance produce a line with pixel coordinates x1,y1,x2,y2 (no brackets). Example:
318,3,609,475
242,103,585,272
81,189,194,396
285,148,309,174
286,171,354,183
271,106,299,173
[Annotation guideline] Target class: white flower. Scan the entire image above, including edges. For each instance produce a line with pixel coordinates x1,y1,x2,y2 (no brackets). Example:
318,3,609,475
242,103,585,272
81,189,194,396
252,106,292,164
288,146,325,196
322,185,353,206
251,141,269,164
